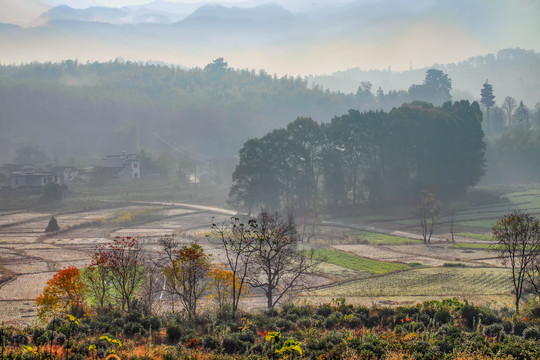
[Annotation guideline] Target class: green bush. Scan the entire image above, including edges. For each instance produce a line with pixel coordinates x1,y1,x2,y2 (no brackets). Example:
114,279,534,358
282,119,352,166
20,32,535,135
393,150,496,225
346,315,363,329
250,314,277,332
280,303,313,318
124,321,145,337
522,327,539,340
53,331,66,346
283,313,299,323
501,320,513,334
166,324,182,344
8,332,28,346
202,335,219,350
142,315,161,331
316,305,333,317
222,335,249,354
513,321,528,336
413,313,430,326
442,263,467,267
460,303,481,329
436,324,464,342
377,307,395,323
324,314,340,329
434,308,452,324
365,315,379,327
162,347,178,360
296,316,314,329
276,318,294,332
125,311,143,323
30,327,46,345
111,317,125,329
355,306,370,317
237,330,255,344
484,323,505,339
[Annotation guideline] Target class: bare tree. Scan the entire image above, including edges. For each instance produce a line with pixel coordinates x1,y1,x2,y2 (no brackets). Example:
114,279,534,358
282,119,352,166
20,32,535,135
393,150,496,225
247,211,317,308
298,200,325,243
492,211,540,312
414,190,441,244
139,253,164,316
502,96,517,126
211,216,258,316
525,256,540,297
449,207,456,243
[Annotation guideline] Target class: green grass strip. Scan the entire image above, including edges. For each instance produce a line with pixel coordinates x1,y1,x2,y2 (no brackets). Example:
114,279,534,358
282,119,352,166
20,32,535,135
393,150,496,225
451,243,501,250
313,248,409,274
456,232,494,241
350,230,421,245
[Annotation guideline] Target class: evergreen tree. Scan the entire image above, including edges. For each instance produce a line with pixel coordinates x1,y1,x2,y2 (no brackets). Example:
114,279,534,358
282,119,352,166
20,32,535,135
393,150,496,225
514,100,530,128
480,80,495,133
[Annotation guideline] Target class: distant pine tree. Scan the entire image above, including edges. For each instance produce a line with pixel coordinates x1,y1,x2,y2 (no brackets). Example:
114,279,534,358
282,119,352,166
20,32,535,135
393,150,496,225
45,216,60,233
481,80,495,132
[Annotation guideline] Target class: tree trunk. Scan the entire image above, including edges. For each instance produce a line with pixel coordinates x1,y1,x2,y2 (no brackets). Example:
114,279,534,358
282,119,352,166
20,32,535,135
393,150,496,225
266,289,273,308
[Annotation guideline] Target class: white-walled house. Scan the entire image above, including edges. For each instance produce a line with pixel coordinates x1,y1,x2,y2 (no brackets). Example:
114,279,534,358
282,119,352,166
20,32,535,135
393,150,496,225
99,151,140,180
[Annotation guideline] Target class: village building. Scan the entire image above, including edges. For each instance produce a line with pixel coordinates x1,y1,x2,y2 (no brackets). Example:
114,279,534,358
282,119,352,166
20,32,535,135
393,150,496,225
99,151,141,180
0,164,64,191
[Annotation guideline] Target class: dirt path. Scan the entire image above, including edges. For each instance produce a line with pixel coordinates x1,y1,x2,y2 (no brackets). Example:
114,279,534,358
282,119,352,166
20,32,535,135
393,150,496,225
104,199,241,216
321,220,447,242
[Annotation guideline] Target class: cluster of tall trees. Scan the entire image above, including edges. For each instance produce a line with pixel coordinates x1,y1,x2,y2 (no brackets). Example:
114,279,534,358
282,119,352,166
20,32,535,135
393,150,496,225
478,80,540,184
229,101,485,213
479,80,540,135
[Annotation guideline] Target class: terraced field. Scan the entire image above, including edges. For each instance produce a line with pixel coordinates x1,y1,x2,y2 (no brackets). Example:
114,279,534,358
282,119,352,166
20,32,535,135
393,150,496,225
349,230,422,245
4,186,540,325
312,267,513,297
312,248,410,274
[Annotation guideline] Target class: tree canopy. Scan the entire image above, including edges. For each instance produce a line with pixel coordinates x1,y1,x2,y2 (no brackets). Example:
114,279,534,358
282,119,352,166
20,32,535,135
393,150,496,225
229,100,485,211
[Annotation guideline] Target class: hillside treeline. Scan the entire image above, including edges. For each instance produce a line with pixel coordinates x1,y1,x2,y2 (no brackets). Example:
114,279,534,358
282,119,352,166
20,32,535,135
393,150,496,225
0,59,358,164
229,101,485,212
311,48,540,107
0,60,469,168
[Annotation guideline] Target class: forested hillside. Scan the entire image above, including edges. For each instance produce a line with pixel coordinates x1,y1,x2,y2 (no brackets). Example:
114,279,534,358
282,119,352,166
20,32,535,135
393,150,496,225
1,55,539,191
0,59,356,165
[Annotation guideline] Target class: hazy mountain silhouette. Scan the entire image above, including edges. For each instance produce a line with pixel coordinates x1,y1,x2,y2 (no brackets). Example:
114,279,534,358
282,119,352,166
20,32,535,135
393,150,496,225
39,5,130,24
1,0,538,90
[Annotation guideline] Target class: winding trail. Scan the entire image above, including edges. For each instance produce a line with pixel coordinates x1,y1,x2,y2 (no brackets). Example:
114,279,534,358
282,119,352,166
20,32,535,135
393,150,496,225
321,220,445,242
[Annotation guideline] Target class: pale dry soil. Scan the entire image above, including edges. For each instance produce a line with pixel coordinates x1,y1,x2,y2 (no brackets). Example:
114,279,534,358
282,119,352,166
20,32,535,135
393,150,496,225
0,205,511,326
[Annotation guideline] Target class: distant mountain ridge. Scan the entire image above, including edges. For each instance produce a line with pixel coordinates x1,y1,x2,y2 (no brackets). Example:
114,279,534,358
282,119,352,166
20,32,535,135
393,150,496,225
1,0,538,89
39,5,130,24
33,2,296,25
186,3,295,22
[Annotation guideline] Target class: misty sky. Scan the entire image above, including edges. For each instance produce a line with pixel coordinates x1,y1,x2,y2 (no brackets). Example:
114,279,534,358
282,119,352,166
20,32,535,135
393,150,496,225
1,0,539,75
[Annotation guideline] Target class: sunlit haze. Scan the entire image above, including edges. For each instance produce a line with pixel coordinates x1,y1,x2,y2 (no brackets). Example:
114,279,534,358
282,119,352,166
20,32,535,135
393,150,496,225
1,0,538,75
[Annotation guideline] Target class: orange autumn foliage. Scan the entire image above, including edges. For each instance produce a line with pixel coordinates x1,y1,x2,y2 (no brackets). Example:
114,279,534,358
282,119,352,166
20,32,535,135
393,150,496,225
35,266,86,322
207,263,249,312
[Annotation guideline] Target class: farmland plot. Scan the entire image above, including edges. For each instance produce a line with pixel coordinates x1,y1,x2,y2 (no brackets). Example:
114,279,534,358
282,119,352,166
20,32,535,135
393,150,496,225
312,267,513,298
0,189,530,325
